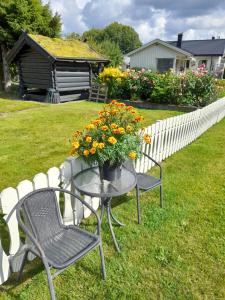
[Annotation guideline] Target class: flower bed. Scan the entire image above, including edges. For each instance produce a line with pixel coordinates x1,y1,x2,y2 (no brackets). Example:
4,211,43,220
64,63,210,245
97,66,218,107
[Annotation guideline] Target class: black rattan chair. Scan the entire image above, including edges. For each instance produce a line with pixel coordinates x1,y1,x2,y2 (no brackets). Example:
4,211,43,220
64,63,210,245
9,187,106,300
136,153,163,224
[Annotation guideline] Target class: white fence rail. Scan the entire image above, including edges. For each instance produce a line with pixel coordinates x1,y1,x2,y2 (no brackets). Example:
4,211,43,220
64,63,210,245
1,97,225,284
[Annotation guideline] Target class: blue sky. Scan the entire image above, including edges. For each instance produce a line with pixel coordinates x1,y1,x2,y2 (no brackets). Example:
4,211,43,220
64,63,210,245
43,0,225,43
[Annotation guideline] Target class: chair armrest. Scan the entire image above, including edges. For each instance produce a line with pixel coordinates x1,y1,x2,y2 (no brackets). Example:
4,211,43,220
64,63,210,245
51,187,101,236
142,152,163,180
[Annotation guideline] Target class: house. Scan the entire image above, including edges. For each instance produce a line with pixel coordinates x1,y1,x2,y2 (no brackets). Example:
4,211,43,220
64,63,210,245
127,33,225,77
7,32,109,103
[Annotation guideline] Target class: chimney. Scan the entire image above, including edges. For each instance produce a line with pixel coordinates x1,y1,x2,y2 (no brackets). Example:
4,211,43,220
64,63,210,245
177,33,183,48
212,36,215,40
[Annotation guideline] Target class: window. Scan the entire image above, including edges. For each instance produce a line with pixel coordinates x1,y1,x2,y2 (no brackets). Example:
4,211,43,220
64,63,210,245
198,60,207,68
157,58,174,73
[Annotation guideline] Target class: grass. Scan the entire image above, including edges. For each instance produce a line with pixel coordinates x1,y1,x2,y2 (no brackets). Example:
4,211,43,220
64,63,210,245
0,95,180,191
1,94,225,299
29,34,105,59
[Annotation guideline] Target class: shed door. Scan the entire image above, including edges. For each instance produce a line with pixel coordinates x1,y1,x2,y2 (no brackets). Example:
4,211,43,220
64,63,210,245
157,58,174,73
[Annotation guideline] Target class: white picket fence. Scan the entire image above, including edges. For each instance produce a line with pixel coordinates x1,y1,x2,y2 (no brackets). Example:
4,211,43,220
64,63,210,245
1,96,225,285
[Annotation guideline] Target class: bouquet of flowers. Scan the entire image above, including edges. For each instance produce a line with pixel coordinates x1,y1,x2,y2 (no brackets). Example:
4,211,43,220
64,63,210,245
70,100,151,167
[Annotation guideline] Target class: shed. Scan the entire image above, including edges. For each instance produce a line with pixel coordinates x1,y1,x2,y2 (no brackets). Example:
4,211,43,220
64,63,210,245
7,32,109,103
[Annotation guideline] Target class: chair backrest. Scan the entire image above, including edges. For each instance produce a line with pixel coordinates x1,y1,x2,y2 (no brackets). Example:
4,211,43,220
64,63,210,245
89,83,108,103
19,189,62,244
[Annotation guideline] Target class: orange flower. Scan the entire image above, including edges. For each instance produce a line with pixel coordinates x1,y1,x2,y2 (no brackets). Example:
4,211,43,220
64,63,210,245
111,109,119,114
111,100,118,104
92,119,102,126
108,136,117,145
135,115,143,122
70,148,77,155
110,123,118,129
83,149,89,156
126,106,133,111
72,141,80,149
85,136,92,143
128,151,137,160
90,147,96,155
101,125,109,131
143,134,151,144
85,124,95,130
98,142,105,149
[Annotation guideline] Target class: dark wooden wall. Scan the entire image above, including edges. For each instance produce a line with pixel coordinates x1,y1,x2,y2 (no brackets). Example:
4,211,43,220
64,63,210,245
18,46,53,91
54,61,90,102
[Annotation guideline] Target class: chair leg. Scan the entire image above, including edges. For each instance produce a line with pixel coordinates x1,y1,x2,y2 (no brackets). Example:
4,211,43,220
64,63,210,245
136,186,141,224
160,185,163,208
43,259,56,300
99,242,106,280
17,250,29,282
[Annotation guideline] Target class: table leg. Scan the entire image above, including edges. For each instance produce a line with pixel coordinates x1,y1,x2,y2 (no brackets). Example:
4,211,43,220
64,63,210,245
109,205,125,227
106,200,120,252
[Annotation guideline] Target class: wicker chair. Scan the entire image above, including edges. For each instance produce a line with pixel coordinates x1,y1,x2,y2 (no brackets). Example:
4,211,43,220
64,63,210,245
11,187,106,300
124,152,163,224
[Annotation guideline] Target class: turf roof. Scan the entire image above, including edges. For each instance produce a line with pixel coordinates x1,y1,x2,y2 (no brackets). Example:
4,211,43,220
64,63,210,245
29,34,105,60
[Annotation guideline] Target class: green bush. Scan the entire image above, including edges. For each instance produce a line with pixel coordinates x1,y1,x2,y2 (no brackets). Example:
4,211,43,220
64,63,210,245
98,67,218,107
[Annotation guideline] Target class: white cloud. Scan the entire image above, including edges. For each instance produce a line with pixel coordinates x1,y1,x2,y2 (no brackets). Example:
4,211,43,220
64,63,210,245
42,0,225,42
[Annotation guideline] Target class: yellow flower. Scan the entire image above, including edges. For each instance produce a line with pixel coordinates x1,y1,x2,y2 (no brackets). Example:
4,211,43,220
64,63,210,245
85,124,95,130
143,134,151,144
101,125,109,131
92,141,99,148
72,141,80,149
108,136,117,145
98,142,105,149
118,127,125,134
128,151,137,160
85,136,92,143
90,147,96,155
83,149,89,156
126,125,133,132
110,123,118,129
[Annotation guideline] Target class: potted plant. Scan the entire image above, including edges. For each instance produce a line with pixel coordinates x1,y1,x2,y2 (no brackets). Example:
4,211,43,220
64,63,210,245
70,100,151,181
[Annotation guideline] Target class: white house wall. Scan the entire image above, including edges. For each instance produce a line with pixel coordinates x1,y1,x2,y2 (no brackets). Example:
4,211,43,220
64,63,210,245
130,44,178,70
192,56,221,71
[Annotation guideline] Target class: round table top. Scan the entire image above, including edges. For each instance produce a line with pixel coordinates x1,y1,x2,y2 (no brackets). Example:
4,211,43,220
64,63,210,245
73,165,137,198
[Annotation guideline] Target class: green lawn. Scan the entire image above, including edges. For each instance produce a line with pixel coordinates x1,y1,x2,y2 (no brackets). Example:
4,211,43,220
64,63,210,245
0,97,180,191
0,96,225,299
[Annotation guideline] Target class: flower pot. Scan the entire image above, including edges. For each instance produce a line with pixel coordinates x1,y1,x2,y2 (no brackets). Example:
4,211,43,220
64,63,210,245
99,161,122,181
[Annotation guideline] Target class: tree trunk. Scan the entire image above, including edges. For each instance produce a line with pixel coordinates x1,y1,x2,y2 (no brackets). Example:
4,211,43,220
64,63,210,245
1,44,11,91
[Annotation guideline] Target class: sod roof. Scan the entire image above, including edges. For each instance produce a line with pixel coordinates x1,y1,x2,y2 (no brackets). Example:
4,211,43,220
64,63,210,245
28,34,105,60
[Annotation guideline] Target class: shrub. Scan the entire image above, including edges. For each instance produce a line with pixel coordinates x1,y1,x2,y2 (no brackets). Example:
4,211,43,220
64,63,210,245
98,66,217,107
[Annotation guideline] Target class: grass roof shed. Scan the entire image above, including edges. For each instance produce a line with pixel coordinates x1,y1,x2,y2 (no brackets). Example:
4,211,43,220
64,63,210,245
7,32,109,103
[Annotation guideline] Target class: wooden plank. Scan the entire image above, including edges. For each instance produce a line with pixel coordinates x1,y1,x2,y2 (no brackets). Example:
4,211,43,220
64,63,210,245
56,71,89,77
24,82,51,89
56,77,89,83
58,86,90,92
57,81,89,88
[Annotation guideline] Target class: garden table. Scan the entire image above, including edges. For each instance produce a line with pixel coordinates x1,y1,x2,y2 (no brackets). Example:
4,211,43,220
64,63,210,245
73,165,137,252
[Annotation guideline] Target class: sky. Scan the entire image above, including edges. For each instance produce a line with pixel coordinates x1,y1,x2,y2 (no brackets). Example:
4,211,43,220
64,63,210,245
42,0,225,43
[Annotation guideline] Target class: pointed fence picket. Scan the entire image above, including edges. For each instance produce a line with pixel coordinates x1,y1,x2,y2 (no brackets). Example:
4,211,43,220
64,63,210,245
1,96,225,284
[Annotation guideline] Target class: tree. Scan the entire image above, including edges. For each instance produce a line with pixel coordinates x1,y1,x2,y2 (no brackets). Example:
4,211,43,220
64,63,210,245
82,28,104,44
90,39,123,67
104,22,141,54
82,22,141,54
65,32,82,40
0,0,61,90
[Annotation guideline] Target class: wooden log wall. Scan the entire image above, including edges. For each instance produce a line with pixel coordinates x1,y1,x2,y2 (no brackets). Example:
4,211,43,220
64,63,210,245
55,61,90,94
18,47,53,90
